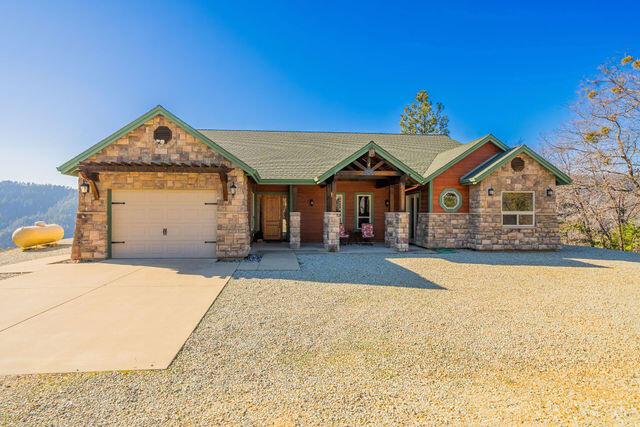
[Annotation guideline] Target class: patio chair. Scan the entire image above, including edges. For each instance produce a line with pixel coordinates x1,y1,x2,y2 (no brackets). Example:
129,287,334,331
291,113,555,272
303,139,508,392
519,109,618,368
339,224,350,245
361,223,374,245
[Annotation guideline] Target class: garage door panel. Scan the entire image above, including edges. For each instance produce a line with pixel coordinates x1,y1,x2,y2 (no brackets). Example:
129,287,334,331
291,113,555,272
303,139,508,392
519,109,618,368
111,190,218,259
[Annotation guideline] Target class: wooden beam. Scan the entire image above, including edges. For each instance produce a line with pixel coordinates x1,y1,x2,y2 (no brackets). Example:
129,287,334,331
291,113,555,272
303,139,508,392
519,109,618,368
80,164,228,174
291,185,297,211
352,160,367,171
371,160,385,171
220,172,229,202
398,176,406,212
336,170,401,178
78,171,100,200
389,183,395,212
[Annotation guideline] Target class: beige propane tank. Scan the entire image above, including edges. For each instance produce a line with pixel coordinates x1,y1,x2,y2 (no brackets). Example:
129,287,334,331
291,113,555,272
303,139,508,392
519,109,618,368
12,221,64,249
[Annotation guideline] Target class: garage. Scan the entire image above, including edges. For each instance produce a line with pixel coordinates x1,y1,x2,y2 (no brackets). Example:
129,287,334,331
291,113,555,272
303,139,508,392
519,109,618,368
111,190,218,258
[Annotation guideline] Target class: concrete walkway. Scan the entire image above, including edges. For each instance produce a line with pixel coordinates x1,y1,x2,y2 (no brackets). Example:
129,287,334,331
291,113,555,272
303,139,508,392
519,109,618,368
0,259,237,375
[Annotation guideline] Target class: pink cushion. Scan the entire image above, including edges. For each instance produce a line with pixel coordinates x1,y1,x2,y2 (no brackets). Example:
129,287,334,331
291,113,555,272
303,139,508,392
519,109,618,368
361,223,374,238
339,224,349,238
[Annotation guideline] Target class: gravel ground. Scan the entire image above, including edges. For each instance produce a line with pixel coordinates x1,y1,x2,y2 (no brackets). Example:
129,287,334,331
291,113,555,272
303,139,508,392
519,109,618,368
0,239,71,267
1,246,639,425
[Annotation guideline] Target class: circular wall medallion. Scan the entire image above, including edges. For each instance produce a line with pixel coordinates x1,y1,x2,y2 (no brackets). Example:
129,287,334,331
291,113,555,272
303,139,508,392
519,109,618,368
511,157,525,172
153,126,172,143
439,188,462,212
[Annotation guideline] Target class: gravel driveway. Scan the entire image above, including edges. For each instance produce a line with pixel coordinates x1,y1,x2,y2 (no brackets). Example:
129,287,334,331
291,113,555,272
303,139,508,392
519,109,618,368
1,246,639,425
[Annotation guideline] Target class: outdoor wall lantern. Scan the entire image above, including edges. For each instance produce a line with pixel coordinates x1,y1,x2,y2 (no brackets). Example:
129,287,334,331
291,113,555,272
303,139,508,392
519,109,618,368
229,182,237,196
487,187,495,196
309,199,314,207
546,187,554,197
80,181,90,194
385,199,390,207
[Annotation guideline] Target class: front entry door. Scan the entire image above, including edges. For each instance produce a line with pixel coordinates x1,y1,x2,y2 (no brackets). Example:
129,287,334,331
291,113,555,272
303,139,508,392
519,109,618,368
406,193,420,244
262,195,283,240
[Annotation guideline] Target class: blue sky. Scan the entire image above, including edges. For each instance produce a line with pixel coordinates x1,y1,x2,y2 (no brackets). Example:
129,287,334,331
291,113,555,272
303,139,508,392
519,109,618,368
1,1,638,186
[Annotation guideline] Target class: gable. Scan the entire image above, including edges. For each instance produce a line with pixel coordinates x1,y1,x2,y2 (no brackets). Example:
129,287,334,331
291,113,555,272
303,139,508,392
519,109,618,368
57,106,258,177
460,145,572,185
86,114,231,168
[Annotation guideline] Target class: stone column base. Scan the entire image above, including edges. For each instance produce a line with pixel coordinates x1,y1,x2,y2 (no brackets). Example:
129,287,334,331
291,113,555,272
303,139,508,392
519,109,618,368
289,212,301,249
385,212,409,252
323,212,341,252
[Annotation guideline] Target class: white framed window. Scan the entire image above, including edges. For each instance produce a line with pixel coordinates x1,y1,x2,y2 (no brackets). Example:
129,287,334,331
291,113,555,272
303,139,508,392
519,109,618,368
336,192,346,224
501,191,535,227
355,193,373,229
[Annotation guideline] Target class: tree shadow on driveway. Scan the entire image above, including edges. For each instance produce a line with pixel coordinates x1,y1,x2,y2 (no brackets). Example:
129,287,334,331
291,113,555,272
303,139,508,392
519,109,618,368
234,253,446,290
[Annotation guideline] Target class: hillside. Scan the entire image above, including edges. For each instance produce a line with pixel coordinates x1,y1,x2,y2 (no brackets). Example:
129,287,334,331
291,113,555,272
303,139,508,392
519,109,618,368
0,181,76,249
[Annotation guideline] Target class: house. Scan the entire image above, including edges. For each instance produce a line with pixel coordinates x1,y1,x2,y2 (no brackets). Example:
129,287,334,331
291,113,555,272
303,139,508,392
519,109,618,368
58,106,572,260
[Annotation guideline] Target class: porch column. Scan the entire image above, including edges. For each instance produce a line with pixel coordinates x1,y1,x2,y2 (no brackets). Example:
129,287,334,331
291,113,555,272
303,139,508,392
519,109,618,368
385,174,409,252
289,212,300,249
322,178,340,252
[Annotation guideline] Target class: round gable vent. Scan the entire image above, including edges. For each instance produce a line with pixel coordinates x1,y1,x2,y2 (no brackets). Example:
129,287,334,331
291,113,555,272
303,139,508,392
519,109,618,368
511,157,525,172
154,126,172,144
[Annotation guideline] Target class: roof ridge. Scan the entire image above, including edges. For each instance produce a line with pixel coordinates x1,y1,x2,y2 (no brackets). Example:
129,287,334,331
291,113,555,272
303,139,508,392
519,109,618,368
199,128,452,137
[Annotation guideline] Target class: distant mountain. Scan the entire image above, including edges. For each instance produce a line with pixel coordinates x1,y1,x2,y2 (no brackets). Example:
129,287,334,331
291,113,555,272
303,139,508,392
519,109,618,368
0,181,76,249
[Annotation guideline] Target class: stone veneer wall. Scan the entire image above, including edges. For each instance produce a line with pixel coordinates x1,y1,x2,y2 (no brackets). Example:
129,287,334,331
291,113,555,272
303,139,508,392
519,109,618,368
323,212,341,252
414,153,561,251
289,212,301,249
468,153,560,250
415,213,469,249
72,114,250,260
384,212,409,252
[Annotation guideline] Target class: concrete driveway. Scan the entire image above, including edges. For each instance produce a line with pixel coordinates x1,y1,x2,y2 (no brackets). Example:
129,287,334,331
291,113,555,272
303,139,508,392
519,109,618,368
0,259,237,375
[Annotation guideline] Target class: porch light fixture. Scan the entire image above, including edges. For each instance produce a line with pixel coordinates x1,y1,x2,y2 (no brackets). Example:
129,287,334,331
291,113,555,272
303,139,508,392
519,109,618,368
80,181,90,194
487,187,495,196
309,199,314,207
546,187,554,197
229,182,237,196
385,199,390,207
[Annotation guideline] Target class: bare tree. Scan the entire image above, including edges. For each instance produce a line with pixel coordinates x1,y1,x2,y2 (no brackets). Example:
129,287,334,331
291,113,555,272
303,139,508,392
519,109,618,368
545,55,640,251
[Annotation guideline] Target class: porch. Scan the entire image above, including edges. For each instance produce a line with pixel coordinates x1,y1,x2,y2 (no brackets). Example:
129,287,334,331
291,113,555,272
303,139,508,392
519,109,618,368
250,241,433,254
249,144,421,253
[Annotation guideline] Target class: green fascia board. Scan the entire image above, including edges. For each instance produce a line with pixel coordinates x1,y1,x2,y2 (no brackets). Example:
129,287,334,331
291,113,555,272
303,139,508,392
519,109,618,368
422,134,510,183
459,145,572,185
57,105,260,180
314,141,426,184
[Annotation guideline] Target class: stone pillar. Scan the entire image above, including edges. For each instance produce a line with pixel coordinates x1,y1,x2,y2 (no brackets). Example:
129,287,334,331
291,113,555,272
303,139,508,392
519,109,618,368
216,168,251,258
323,212,341,252
289,212,300,249
415,213,429,248
384,212,409,252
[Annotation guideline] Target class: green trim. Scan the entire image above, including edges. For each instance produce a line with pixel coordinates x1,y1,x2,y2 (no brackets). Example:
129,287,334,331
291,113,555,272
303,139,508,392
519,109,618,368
57,105,260,179
354,192,374,230
460,145,572,186
257,179,317,185
315,141,426,184
336,192,346,224
428,181,433,212
438,188,463,213
423,134,510,183
252,192,257,232
106,189,112,259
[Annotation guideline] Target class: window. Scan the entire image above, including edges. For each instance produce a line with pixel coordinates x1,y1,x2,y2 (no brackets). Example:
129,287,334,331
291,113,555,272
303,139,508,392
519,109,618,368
355,194,373,229
439,188,462,212
502,191,535,226
336,193,346,224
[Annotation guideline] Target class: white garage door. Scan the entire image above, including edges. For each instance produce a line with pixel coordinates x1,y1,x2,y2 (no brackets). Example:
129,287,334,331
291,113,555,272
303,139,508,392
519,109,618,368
111,190,218,258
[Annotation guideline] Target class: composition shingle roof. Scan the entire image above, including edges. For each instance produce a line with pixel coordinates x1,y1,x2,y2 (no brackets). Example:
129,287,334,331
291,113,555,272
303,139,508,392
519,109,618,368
58,106,521,184
199,130,463,182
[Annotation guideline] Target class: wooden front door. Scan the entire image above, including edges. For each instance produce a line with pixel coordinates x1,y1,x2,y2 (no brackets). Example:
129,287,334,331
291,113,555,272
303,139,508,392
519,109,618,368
262,195,283,240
